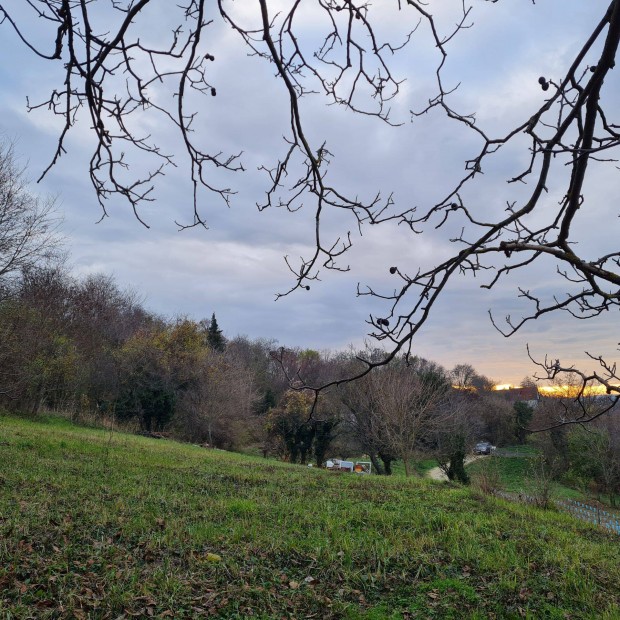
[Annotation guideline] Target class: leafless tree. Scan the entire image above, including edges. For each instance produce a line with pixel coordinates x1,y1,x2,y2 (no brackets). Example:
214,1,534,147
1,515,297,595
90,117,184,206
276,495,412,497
433,390,483,484
69,274,147,348
450,364,477,391
67,273,153,412
0,263,76,411
371,360,449,476
472,390,517,447
336,353,396,475
175,346,258,448
2,2,619,410
450,364,493,392
0,141,61,291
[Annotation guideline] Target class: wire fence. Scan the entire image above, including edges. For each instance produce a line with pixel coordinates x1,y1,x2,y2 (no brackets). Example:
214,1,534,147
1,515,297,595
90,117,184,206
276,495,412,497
493,490,620,535
555,499,620,535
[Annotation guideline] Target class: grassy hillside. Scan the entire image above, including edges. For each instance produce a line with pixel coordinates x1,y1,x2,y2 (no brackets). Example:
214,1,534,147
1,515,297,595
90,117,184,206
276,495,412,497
466,453,591,502
1,413,619,619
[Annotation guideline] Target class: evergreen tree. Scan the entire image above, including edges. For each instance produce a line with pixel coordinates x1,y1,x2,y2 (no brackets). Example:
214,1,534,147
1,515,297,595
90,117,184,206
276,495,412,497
206,313,225,352
255,387,277,416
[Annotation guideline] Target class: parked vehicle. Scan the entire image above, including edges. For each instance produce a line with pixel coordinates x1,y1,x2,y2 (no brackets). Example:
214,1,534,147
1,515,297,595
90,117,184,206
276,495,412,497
474,441,492,455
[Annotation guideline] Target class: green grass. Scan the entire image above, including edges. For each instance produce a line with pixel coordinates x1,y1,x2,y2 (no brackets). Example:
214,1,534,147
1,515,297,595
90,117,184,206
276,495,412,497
468,455,532,493
494,445,537,457
1,413,619,619
389,458,438,478
467,452,601,503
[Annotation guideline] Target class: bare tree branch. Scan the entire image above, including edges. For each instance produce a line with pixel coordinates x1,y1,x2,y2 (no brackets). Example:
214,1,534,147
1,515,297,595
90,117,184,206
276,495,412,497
2,1,620,422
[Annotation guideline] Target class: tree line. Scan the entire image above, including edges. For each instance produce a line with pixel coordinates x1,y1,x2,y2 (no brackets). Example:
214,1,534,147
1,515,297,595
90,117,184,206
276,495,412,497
0,253,531,481
2,251,618,495
0,141,618,497
531,394,620,505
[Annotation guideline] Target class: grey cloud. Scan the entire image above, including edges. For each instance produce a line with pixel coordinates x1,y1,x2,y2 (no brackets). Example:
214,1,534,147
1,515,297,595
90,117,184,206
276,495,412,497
0,0,617,384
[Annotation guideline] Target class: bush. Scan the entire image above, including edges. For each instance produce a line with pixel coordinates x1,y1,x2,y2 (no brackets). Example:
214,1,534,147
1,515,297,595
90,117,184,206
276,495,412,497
471,457,502,495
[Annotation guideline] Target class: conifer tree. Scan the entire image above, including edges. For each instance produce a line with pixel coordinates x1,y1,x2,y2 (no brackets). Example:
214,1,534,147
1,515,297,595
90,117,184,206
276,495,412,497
206,313,225,352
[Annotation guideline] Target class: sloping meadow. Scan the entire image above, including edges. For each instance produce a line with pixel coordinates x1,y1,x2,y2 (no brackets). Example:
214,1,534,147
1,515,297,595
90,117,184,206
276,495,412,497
1,414,619,619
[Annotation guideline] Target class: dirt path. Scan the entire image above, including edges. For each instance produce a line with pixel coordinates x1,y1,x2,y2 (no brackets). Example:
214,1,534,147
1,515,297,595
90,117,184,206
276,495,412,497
427,455,488,481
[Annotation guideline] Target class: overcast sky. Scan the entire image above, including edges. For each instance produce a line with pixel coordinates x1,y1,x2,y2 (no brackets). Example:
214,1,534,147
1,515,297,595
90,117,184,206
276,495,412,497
0,0,617,385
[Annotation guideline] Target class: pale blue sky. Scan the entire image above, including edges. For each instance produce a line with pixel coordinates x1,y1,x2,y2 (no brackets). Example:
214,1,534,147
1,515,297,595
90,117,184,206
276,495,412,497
0,0,616,384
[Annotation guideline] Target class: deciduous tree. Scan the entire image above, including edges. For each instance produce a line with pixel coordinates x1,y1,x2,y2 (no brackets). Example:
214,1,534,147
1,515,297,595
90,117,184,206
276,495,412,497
376,360,450,476
0,142,60,291
433,391,483,484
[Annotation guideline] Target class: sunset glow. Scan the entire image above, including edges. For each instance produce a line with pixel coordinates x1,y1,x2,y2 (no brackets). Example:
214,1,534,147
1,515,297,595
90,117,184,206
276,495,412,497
537,384,620,397
490,384,620,396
